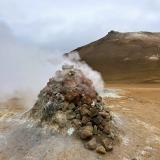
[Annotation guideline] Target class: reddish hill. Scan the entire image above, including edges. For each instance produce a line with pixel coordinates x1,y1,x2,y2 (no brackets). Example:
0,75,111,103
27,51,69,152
69,31,160,83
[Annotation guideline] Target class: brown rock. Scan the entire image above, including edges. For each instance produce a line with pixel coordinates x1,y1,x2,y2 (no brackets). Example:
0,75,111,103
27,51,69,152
102,138,113,152
81,95,92,105
68,103,76,110
81,116,90,125
86,122,92,126
96,145,106,154
62,102,69,112
99,111,110,118
66,110,76,120
107,132,115,140
74,109,79,114
98,124,104,131
89,107,98,117
77,101,82,107
54,111,67,127
72,119,81,128
106,115,112,121
82,104,89,108
95,103,103,110
103,124,110,135
76,113,81,119
79,126,93,139
85,137,97,150
105,144,113,152
92,115,103,125
101,119,107,127
64,89,80,102
80,107,91,116
104,107,110,113
97,130,103,135
97,96,102,103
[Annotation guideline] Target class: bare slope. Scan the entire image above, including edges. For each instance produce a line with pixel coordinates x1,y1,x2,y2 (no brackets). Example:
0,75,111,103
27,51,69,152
70,31,160,83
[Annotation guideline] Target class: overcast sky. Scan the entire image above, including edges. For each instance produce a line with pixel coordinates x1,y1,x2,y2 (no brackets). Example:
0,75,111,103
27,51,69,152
0,0,160,52
0,0,160,97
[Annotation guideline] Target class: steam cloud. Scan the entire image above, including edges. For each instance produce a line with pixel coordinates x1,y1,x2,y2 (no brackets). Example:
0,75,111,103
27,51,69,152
0,22,61,100
63,52,104,92
0,22,104,106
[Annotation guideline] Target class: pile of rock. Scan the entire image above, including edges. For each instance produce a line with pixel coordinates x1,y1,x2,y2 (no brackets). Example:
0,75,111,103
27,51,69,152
28,65,117,154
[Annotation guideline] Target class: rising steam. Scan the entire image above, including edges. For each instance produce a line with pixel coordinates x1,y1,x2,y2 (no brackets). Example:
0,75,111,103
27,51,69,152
0,23,105,160
0,21,104,108
63,52,104,93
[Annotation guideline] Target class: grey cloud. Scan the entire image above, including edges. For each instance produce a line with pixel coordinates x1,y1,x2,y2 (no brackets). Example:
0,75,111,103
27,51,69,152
0,0,160,52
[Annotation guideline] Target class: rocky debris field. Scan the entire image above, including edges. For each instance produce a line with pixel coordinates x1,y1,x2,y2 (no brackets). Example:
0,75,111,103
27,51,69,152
27,65,118,154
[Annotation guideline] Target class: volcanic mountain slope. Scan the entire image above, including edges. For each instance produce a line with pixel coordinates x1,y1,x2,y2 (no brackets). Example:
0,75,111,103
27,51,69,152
70,31,160,83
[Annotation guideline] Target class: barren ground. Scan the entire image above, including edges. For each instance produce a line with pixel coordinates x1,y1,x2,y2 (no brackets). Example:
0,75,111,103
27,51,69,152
105,84,160,160
0,84,160,160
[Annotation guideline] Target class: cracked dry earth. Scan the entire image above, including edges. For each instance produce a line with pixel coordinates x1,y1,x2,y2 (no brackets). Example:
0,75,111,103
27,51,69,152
0,84,160,160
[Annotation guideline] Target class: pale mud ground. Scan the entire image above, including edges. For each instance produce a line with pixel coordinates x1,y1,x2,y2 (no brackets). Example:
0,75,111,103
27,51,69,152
0,84,160,160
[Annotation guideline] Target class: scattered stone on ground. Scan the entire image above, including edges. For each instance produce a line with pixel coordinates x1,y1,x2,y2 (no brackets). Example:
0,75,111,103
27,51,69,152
27,65,118,154
85,137,97,150
96,145,106,154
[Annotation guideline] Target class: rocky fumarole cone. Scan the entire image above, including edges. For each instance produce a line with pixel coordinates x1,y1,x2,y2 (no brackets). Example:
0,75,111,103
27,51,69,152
28,65,118,154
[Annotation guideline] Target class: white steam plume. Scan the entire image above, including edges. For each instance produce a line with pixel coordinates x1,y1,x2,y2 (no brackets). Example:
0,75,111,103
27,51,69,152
0,22,104,106
0,22,65,104
63,51,104,93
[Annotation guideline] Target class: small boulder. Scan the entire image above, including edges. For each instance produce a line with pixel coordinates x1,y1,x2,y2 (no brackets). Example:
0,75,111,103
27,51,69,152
103,124,110,135
86,122,92,126
105,144,113,152
76,113,81,119
81,96,92,105
85,137,97,150
99,111,110,119
89,107,98,117
62,102,69,112
68,103,76,110
79,107,91,116
72,119,81,128
54,111,67,127
92,115,103,125
79,126,93,139
81,116,90,125
97,96,102,103
107,132,115,140
96,145,106,154
66,110,76,120
102,138,113,152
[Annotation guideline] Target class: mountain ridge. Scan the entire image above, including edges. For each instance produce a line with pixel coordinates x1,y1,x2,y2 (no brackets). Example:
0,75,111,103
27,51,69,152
68,31,160,83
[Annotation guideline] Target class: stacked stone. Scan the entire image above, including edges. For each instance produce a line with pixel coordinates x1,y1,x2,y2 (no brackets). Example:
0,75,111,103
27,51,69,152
29,65,117,154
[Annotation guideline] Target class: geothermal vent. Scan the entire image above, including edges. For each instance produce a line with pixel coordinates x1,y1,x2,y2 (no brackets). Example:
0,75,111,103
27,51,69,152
28,65,118,154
